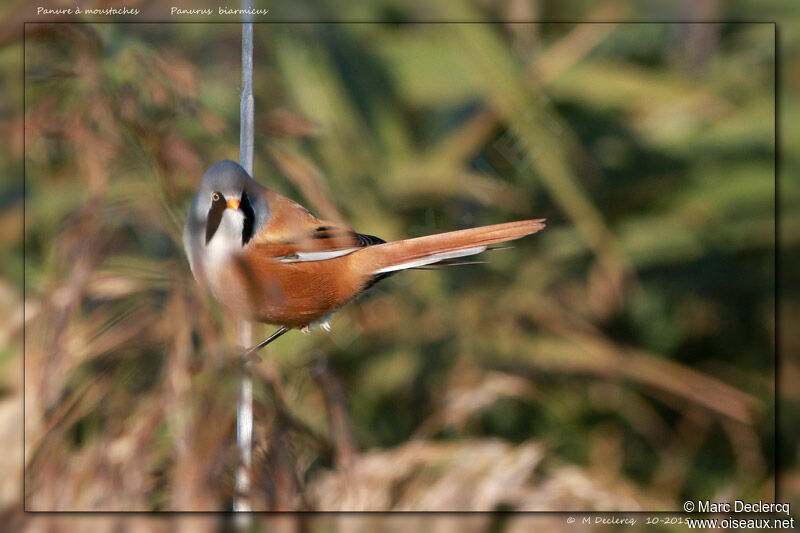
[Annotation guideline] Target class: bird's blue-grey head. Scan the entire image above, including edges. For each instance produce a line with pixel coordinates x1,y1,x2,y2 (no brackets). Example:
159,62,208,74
183,160,269,285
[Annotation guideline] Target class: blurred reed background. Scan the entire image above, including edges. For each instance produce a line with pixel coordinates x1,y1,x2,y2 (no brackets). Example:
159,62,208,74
0,0,795,528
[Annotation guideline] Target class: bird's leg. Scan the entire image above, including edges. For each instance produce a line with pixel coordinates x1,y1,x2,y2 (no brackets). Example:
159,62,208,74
242,326,290,363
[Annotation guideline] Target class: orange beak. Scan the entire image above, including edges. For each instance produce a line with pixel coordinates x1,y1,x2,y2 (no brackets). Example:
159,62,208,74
226,198,240,210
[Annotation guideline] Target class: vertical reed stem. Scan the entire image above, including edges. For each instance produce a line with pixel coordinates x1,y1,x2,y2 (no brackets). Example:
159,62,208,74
234,0,255,513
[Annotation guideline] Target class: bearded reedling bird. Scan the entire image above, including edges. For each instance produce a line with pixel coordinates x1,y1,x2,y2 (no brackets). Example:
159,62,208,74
183,160,545,355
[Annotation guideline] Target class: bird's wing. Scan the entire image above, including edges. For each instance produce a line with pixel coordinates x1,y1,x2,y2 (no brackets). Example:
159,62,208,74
247,189,384,261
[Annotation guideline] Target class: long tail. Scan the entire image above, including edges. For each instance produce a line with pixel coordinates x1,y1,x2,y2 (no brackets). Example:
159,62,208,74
351,219,545,275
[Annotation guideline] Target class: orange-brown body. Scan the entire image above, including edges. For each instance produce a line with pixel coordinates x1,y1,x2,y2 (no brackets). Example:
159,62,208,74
217,249,369,328
214,218,545,329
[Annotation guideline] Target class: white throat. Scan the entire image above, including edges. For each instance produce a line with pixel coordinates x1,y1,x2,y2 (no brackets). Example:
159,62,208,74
204,210,245,277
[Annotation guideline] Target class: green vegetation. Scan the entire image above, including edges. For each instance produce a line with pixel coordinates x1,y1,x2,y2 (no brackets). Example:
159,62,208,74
11,13,787,516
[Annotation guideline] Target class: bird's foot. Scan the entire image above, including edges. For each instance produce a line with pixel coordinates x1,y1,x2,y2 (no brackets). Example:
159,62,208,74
238,326,290,366
242,350,262,365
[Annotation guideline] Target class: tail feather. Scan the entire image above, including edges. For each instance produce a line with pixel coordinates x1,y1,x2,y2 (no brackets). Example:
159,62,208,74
352,219,545,276
373,245,488,274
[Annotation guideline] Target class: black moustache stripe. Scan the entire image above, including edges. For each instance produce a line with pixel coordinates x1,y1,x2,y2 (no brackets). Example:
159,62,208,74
241,190,256,245
205,194,226,244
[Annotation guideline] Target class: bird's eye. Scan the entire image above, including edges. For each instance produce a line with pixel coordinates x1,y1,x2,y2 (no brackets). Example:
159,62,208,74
211,192,221,202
